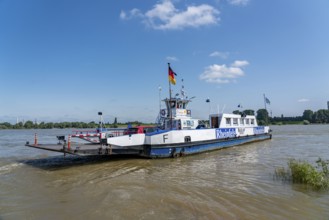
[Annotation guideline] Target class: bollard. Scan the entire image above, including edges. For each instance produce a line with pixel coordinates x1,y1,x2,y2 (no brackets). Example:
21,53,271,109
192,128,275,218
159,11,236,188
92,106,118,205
34,133,38,146
67,135,71,150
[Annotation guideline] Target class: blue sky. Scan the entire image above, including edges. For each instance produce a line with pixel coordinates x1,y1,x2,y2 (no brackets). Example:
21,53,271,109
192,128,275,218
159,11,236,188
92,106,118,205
1,0,329,124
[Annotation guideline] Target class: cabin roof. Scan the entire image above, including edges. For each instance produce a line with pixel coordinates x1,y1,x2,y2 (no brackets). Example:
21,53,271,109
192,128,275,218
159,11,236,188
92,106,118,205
209,113,256,119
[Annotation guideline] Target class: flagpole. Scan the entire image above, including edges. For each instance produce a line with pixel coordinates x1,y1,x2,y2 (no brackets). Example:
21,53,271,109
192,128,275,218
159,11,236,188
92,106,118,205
264,94,267,111
168,63,173,130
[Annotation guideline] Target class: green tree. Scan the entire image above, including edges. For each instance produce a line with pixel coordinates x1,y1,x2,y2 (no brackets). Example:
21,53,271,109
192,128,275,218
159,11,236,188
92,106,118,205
13,122,24,129
232,110,241,115
38,122,45,129
302,110,313,123
257,109,270,125
243,109,255,116
45,122,54,129
314,109,329,123
0,122,12,129
24,120,34,129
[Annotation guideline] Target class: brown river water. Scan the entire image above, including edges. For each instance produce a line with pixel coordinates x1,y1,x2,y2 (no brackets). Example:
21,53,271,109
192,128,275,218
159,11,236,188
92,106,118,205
0,125,329,219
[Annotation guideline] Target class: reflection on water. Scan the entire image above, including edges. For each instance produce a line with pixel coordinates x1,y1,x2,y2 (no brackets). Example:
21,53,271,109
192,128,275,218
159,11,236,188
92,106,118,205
0,126,329,219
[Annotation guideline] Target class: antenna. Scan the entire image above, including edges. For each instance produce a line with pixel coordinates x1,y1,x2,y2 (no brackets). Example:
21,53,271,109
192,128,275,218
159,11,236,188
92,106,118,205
221,104,226,114
158,85,162,113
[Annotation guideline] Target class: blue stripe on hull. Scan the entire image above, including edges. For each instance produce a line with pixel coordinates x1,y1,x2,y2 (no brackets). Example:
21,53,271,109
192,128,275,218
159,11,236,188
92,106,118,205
145,134,271,158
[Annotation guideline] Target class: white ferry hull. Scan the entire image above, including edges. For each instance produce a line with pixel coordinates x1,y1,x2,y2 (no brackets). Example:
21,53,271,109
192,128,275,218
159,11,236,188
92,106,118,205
142,133,271,158
105,126,272,158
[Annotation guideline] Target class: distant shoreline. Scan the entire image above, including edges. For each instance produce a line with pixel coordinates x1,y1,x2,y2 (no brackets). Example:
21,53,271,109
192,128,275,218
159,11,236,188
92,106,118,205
0,121,155,130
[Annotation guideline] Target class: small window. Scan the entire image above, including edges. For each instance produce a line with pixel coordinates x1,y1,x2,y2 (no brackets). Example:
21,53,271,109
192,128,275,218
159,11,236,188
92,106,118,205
170,101,176,108
245,119,250,125
186,120,194,127
144,128,155,133
251,119,255,125
233,118,238,125
226,118,231,125
240,118,244,125
185,136,191,142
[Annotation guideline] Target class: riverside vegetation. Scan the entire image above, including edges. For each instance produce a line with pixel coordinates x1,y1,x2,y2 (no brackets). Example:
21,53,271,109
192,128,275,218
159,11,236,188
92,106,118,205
0,119,153,129
1,108,329,129
275,158,329,191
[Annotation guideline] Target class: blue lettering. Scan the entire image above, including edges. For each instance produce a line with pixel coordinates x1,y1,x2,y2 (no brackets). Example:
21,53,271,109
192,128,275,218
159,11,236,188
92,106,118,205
253,126,265,135
216,128,236,139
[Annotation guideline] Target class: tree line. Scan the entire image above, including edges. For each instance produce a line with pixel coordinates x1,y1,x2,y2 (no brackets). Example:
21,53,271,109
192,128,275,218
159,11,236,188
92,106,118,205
235,108,329,125
0,119,152,130
1,108,329,129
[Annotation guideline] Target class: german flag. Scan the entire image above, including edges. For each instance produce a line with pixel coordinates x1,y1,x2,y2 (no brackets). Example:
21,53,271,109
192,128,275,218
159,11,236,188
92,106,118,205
168,66,177,85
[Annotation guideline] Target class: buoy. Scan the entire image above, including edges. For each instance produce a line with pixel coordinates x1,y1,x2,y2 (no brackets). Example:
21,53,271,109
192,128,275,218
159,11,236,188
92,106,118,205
68,135,71,150
34,133,38,146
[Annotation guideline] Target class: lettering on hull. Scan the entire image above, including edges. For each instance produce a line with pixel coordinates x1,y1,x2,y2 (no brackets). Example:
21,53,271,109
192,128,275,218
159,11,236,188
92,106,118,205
163,134,168,143
254,126,265,135
216,128,236,139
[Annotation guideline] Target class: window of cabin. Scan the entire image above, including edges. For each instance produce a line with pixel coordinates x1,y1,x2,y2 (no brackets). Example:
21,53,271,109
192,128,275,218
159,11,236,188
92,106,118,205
251,119,255,125
170,101,176,108
245,119,250,125
186,120,194,127
240,118,244,125
226,118,231,126
233,118,238,125
144,127,156,133
185,136,191,142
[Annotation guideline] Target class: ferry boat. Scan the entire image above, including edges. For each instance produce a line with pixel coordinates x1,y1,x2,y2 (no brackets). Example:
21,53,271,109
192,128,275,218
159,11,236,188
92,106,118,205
102,97,271,158
25,65,272,158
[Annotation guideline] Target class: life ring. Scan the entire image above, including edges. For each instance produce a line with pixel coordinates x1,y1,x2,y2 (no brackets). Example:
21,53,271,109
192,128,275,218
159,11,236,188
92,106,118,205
161,109,166,116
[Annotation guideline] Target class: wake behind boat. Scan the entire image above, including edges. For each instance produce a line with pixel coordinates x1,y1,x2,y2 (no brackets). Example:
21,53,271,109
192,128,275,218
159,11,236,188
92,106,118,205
25,64,272,158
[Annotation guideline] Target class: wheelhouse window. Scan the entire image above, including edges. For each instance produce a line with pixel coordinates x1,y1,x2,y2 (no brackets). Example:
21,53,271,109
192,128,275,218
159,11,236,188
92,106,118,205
251,119,255,125
240,118,244,125
144,127,156,133
226,118,231,126
124,128,138,135
233,118,238,126
245,119,250,125
186,120,194,127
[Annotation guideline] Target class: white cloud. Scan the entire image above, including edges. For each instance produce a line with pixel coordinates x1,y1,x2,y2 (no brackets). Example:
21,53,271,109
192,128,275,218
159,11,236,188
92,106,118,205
166,56,178,62
199,60,249,84
119,11,127,20
120,0,220,30
209,51,229,59
227,0,250,6
231,60,249,67
120,9,143,20
298,98,310,103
